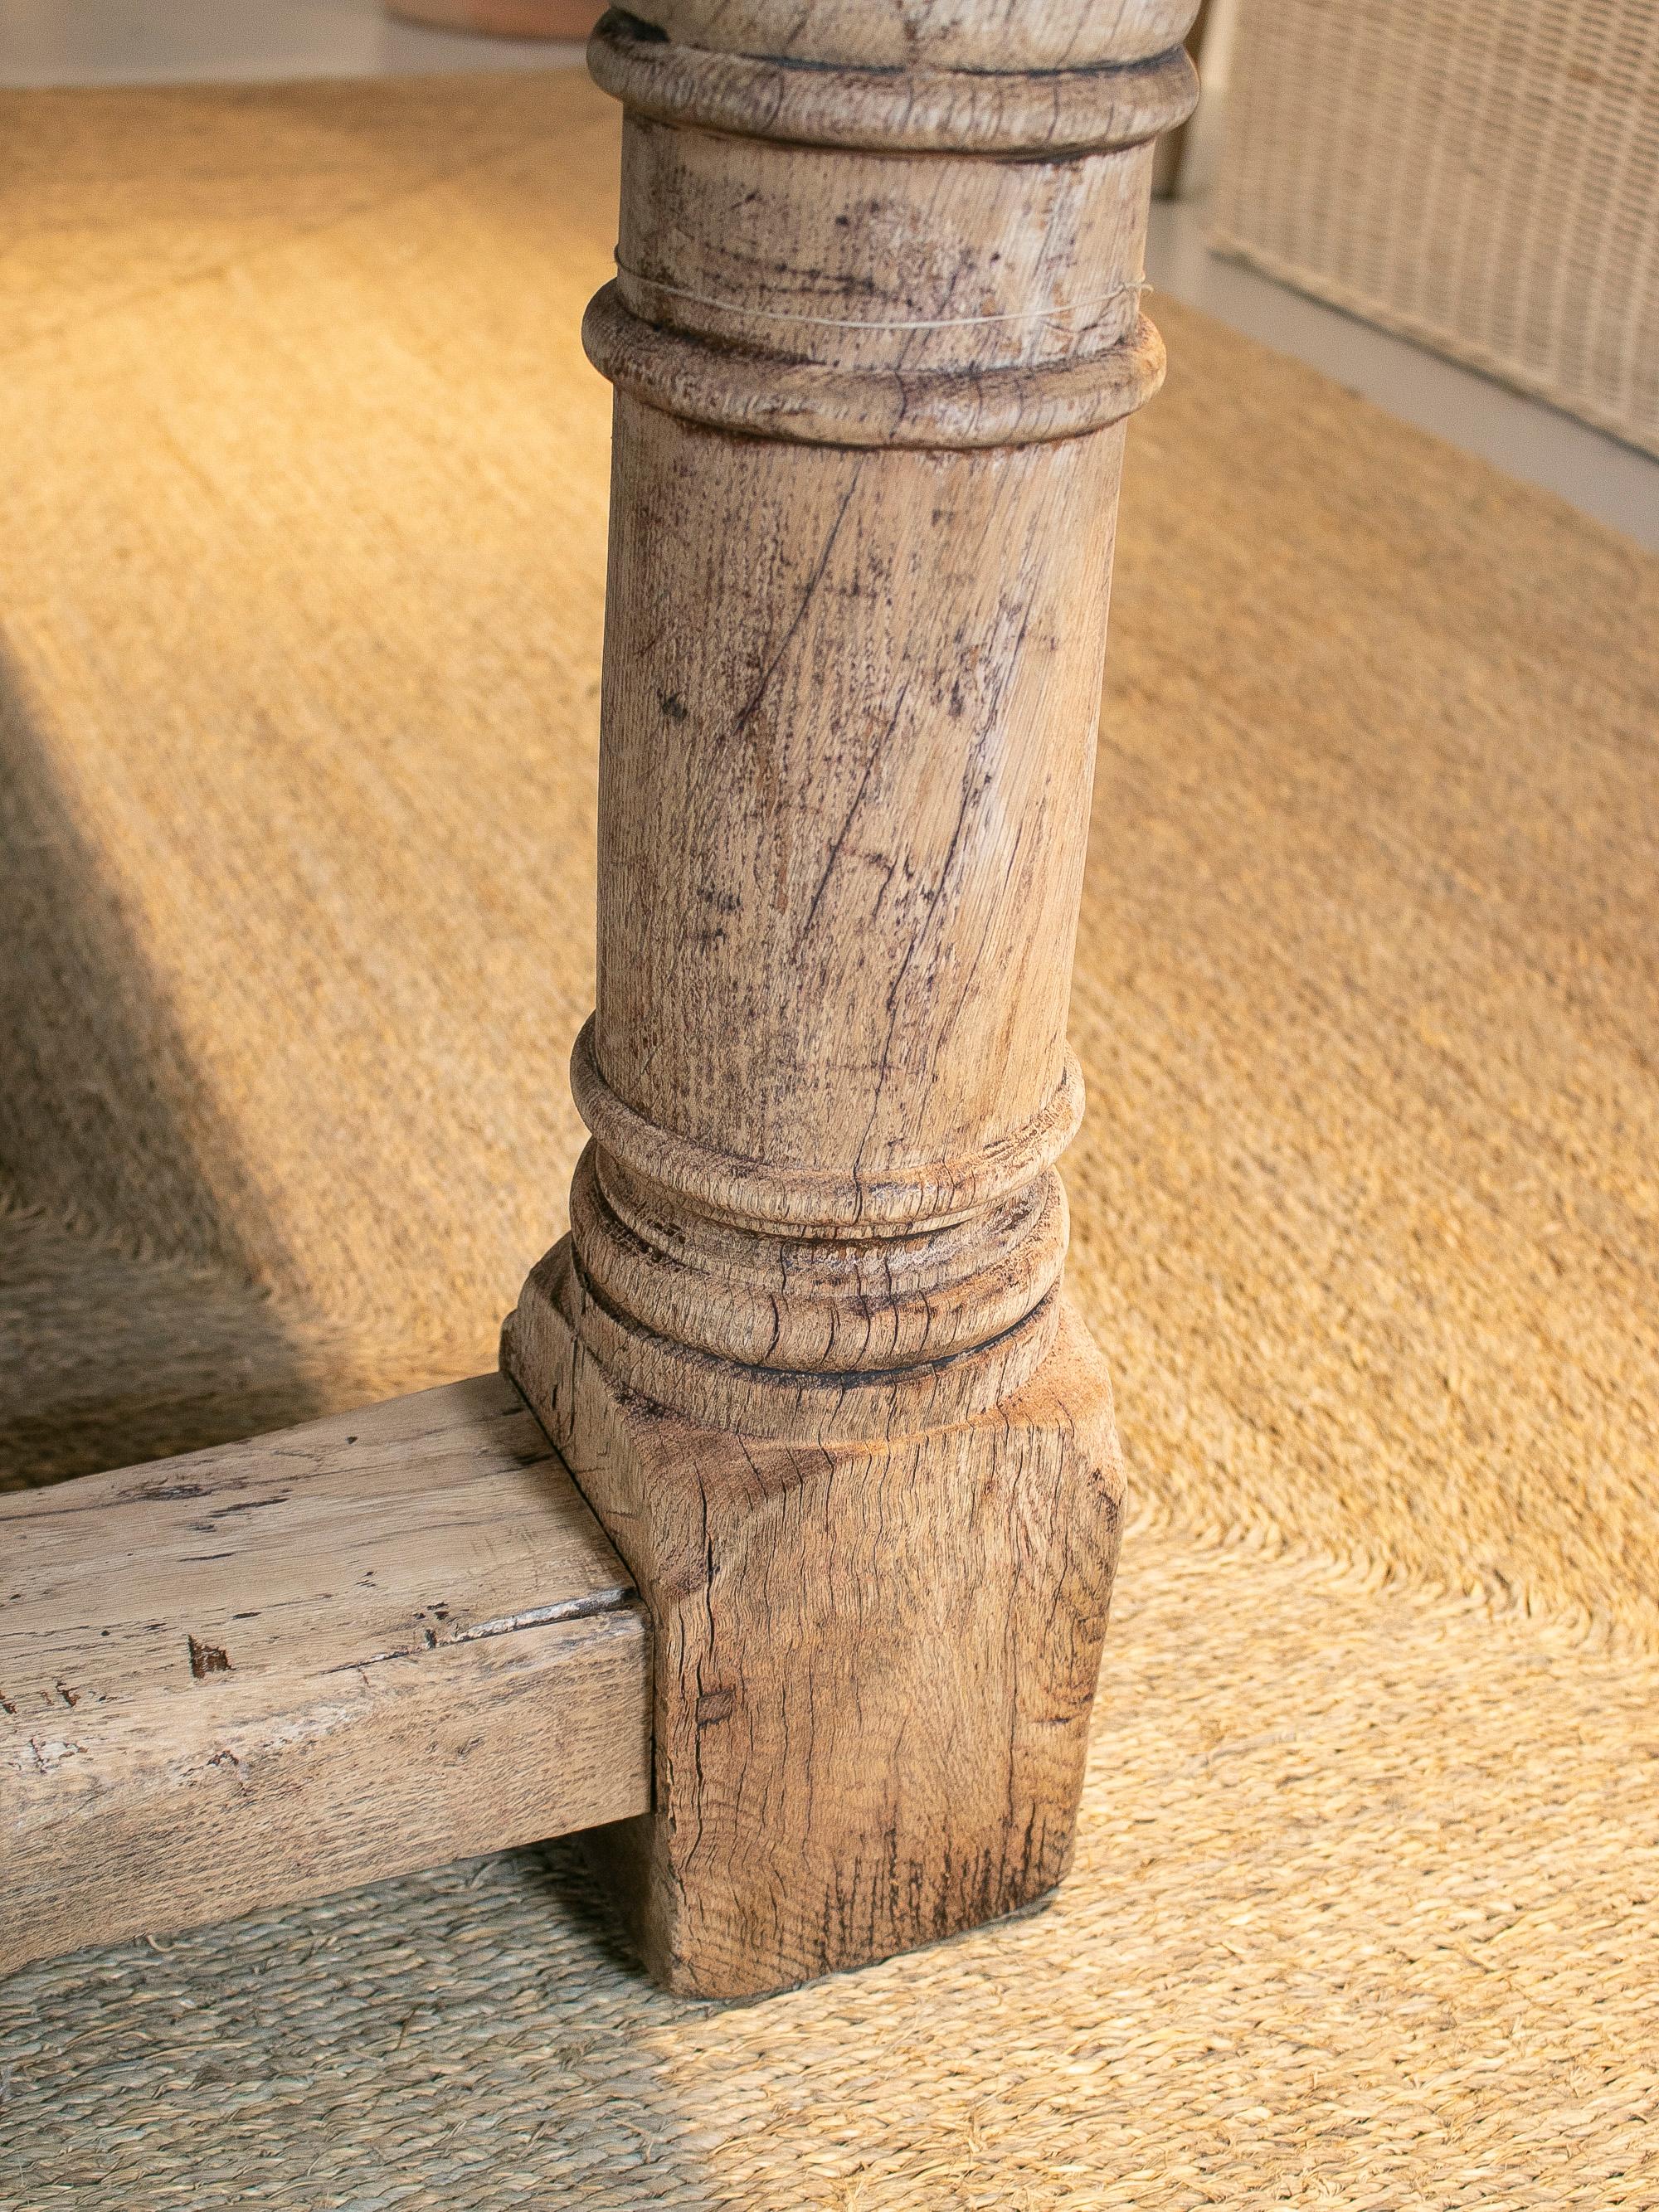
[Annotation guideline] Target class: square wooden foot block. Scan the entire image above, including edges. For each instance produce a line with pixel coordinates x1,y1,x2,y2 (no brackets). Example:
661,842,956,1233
504,1244,1126,2000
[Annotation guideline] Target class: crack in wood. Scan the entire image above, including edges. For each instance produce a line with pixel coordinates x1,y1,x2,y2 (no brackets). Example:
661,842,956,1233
316,1587,636,1675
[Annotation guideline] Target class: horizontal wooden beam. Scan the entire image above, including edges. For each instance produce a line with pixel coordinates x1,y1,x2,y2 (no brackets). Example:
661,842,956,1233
1,1377,651,1977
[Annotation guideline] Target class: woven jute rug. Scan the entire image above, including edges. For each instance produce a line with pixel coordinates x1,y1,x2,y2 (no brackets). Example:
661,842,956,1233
2,71,1656,2210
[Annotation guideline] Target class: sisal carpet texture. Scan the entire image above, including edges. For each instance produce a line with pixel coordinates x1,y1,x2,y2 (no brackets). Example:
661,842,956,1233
5,1544,1655,2210
2,70,1657,2210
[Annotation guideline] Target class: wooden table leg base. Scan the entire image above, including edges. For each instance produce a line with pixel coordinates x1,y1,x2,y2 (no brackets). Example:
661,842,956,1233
498,0,1194,2000
504,1245,1124,1999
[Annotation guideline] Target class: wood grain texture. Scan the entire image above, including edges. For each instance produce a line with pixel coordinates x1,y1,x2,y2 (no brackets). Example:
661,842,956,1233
0,1378,650,1976
507,4,1192,1993
590,18,1197,153
628,0,1202,71
508,1258,1123,1999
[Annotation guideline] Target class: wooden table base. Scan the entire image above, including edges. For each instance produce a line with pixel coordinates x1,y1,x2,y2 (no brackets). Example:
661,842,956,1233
7,0,1199,1998
508,1262,1123,1997
504,2,1199,1996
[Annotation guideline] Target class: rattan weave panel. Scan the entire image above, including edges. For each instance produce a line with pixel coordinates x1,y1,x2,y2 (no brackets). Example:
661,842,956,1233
1209,0,1659,457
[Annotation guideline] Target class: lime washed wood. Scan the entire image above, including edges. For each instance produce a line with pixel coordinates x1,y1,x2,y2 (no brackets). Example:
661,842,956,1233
0,1379,649,1976
503,2,1199,1994
5,0,1197,1993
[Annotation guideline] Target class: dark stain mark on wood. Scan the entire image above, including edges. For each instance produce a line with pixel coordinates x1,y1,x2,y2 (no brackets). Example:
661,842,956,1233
187,1636,232,1680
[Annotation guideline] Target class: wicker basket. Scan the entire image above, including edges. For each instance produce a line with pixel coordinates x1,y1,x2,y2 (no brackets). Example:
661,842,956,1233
1208,0,1659,459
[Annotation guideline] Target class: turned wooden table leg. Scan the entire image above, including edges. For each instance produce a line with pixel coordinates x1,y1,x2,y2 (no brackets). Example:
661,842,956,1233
504,2,1199,1999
